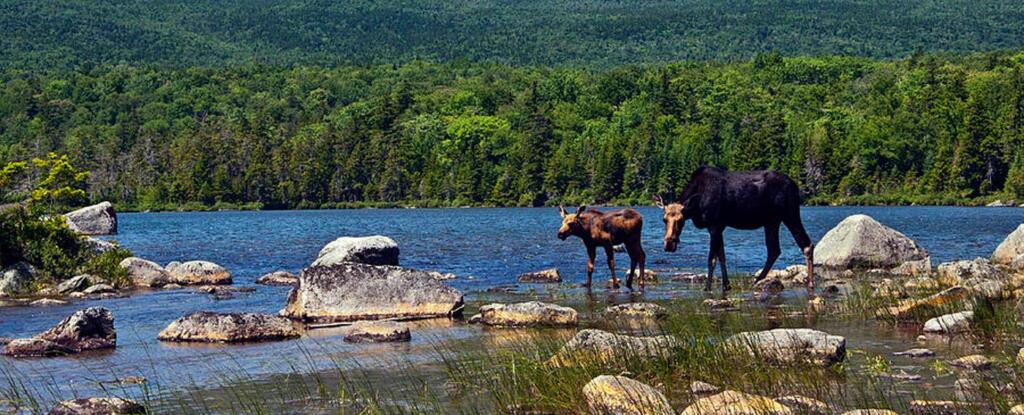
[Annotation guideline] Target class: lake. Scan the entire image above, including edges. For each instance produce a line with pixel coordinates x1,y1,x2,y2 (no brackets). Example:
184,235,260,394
1,206,1021,412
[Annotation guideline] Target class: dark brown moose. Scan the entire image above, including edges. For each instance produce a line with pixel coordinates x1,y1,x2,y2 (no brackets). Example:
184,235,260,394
557,206,647,290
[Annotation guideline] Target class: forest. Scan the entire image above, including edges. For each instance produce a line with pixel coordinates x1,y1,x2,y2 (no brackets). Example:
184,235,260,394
3,0,1024,70
1,50,1023,210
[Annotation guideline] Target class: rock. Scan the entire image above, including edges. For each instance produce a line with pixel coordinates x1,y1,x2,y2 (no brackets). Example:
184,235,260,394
1009,404,1024,415
3,307,116,357
963,277,1007,299
69,292,86,299
775,395,829,415
602,303,668,320
63,202,117,235
48,397,144,415
157,312,298,343
814,214,929,270
954,378,981,401
949,354,992,370
162,283,182,290
873,279,908,299
119,257,171,288
986,200,1014,207
753,277,785,296
726,328,846,366
426,271,457,281
83,284,115,294
550,329,679,366
670,272,707,283
891,257,933,276
893,348,935,358
890,372,922,381
936,258,1003,286
58,275,94,294
1011,254,1024,272
83,237,118,254
476,301,577,327
255,271,299,286
679,390,793,415
517,268,561,283
704,298,742,310
582,375,674,415
993,224,1024,265
38,287,57,296
166,261,231,285
876,286,968,319
903,277,939,291
0,262,36,297
31,298,68,307
344,321,411,343
280,263,463,323
923,311,973,334
841,411,898,415
908,400,962,415
312,235,400,267
690,381,720,396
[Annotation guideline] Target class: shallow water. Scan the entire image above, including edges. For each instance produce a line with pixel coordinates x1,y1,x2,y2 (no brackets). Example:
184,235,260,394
0,206,1021,411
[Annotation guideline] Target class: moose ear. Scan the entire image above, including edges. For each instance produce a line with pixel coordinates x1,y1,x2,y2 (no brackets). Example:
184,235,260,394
576,205,586,215
652,194,665,209
559,205,567,218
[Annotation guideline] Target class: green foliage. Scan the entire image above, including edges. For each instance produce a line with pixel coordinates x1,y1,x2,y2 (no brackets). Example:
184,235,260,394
80,248,133,288
27,153,88,213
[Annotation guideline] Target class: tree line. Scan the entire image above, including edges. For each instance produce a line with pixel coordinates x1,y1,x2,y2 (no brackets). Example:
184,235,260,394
1,51,1023,210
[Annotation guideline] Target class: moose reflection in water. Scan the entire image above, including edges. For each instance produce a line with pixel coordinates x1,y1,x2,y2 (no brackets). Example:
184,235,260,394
557,206,647,291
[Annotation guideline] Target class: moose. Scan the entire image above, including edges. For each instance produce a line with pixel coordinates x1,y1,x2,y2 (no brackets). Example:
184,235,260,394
655,166,815,294
557,206,647,291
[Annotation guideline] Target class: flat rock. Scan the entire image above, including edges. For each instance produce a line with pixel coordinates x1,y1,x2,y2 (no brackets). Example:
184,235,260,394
166,261,231,285
550,329,678,366
679,390,793,415
58,275,94,294
814,214,929,270
48,397,144,415
893,348,935,358
923,311,973,334
476,301,577,327
903,277,939,291
936,258,1002,286
0,262,36,297
63,201,117,235
582,375,674,415
876,286,968,320
280,263,463,323
517,268,561,283
775,395,830,415
83,237,118,254
158,312,298,343
344,321,411,343
602,303,668,320
1010,404,1024,415
963,277,1007,299
993,224,1024,264
83,284,114,294
312,235,399,267
949,354,992,370
119,257,171,288
690,381,720,396
31,298,68,307
704,298,743,310
256,271,299,286
3,307,115,357
726,328,846,366
908,400,963,415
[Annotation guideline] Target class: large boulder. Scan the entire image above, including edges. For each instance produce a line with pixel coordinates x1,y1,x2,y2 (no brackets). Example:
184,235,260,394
63,202,117,235
679,390,793,415
3,307,116,357
48,397,145,415
582,375,674,415
936,258,1003,286
550,329,679,366
923,311,973,334
166,261,231,285
280,263,463,323
344,321,411,343
0,262,36,297
994,224,1024,265
814,215,929,270
726,328,846,366
119,257,171,288
157,312,298,343
474,301,578,327
312,235,399,267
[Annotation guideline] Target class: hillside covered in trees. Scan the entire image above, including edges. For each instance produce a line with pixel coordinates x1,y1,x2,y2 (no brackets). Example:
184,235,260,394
3,0,1024,70
2,51,1023,209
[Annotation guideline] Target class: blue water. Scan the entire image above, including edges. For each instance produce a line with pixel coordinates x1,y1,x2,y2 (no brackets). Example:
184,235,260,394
0,206,1020,408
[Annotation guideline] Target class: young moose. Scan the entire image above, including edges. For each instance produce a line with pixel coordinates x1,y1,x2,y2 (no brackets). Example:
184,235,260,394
557,206,647,290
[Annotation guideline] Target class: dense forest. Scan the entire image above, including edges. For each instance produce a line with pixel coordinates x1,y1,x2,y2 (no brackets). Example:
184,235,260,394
2,51,1023,209
4,1,1024,70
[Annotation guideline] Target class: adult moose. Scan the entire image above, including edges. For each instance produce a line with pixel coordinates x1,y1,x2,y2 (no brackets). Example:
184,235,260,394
655,166,815,295
557,206,647,291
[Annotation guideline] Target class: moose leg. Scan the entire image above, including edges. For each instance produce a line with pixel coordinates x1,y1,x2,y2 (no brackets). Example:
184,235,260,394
755,223,782,282
714,231,730,293
705,237,718,292
626,253,636,291
784,214,816,293
585,244,596,289
631,241,647,291
605,245,620,289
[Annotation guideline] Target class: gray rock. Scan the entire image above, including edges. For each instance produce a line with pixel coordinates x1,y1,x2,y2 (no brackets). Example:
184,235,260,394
680,390,793,415
954,378,981,401
83,237,118,254
476,301,578,327
583,375,674,415
0,262,36,297
962,278,1006,299
3,307,116,357
949,354,991,370
344,320,411,343
312,235,399,267
726,328,846,366
908,400,963,415
82,284,114,295
280,263,463,323
30,298,68,307
1011,254,1024,272
753,277,785,296
776,395,830,415
57,275,94,294
158,312,298,343
255,271,299,286
119,257,171,288
516,268,561,283
993,224,1024,265
987,200,1015,207
166,261,231,285
814,214,929,270
550,329,679,366
936,258,1003,286
690,381,720,396
602,303,668,320
63,202,117,235
48,397,144,415
893,348,935,358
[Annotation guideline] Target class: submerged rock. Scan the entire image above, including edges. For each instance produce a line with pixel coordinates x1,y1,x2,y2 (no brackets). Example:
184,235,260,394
550,329,678,366
726,328,846,366
475,301,577,327
936,258,1002,286
814,214,929,271
0,262,36,297
63,201,117,235
993,224,1024,265
679,390,793,415
893,348,935,358
166,261,231,285
876,286,968,320
3,307,116,357
281,263,463,323
949,354,992,370
256,271,299,286
344,321,411,343
119,257,171,288
49,397,144,415
602,303,668,320
516,268,561,283
312,235,399,267
582,375,674,415
158,312,298,343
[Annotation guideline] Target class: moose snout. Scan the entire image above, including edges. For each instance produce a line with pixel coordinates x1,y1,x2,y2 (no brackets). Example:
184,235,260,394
557,232,568,241
664,239,679,252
